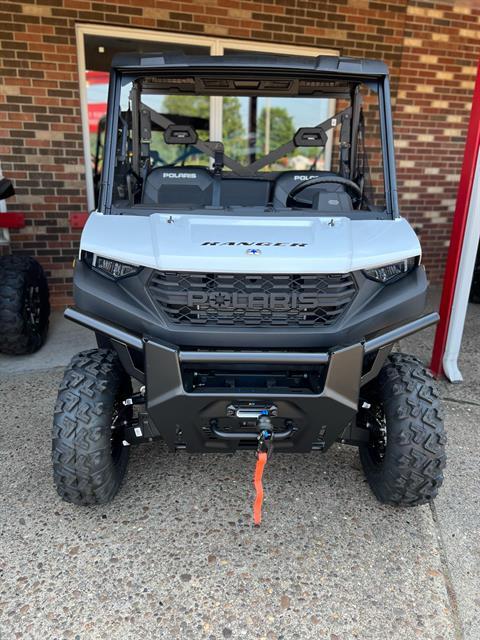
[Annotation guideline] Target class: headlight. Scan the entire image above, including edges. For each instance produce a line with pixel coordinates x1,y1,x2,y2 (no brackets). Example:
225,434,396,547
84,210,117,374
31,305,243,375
95,256,140,279
363,256,418,284
81,252,141,279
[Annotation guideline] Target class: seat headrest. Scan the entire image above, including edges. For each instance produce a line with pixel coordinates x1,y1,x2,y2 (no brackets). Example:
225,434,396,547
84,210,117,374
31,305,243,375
143,167,213,205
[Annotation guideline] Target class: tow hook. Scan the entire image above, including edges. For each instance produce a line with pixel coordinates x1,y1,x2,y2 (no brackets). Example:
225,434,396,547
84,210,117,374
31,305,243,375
252,415,274,527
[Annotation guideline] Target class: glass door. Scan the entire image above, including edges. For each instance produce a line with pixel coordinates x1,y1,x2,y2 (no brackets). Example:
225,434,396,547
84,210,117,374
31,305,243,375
77,24,336,209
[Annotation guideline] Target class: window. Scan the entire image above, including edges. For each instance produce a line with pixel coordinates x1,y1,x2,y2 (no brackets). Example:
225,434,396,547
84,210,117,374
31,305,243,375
221,96,331,169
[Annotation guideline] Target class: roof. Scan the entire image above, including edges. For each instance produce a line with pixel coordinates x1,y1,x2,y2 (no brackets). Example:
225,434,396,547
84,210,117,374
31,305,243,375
111,52,389,77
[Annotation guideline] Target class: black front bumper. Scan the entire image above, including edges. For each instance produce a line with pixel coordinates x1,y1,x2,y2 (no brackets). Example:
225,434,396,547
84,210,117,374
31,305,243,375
65,307,438,454
144,338,364,453
73,261,429,349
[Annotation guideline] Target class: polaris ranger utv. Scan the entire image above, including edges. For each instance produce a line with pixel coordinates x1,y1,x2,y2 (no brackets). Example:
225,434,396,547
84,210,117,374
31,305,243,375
53,53,446,513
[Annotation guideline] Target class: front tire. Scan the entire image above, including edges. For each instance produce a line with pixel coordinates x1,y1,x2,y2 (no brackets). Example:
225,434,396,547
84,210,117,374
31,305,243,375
52,349,132,505
0,255,50,355
359,353,446,506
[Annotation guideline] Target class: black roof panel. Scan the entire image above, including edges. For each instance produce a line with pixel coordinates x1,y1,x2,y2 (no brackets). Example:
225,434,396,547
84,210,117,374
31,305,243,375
111,52,389,77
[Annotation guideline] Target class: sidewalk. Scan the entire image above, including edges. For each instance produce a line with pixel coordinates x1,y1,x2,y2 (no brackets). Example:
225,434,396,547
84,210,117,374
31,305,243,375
0,303,478,639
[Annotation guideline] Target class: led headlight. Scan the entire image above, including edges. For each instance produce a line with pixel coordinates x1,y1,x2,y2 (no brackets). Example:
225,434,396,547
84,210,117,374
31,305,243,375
363,256,418,284
91,254,140,279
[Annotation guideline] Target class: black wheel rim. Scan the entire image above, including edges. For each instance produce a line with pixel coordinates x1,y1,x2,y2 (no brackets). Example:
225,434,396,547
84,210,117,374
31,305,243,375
361,401,388,464
110,397,132,463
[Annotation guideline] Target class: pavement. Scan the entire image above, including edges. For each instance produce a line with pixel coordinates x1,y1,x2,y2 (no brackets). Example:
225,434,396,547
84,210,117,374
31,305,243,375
0,300,479,640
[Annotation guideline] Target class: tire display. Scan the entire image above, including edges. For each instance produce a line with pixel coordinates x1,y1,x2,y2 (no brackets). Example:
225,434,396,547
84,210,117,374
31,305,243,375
0,255,50,355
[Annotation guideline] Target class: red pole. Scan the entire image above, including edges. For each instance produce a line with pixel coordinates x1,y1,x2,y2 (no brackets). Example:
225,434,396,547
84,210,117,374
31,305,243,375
430,60,480,377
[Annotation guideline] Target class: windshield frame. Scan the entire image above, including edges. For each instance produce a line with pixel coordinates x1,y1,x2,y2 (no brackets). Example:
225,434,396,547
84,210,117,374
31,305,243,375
98,65,398,219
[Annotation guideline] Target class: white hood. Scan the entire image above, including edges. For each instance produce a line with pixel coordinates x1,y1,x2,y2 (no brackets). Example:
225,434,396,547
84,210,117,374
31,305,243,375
80,212,421,274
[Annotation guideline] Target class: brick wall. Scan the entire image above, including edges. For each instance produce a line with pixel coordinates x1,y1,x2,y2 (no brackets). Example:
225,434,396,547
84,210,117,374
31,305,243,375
0,0,479,306
394,2,480,273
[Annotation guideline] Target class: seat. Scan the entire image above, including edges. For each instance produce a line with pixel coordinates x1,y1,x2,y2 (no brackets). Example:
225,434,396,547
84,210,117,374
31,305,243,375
272,170,340,208
143,167,214,206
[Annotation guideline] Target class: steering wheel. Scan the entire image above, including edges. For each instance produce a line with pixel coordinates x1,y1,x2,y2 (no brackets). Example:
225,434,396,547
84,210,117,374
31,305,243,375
286,176,362,208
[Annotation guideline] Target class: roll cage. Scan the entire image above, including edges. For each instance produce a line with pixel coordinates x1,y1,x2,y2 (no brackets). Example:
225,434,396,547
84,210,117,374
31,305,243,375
98,53,398,218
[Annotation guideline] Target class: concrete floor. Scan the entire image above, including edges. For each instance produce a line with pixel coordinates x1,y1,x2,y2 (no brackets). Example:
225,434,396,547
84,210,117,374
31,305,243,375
0,304,479,639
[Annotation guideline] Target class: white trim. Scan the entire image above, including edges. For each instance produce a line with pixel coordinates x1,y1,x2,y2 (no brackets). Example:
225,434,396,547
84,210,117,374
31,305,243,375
443,149,480,382
75,25,97,212
75,23,219,48
210,96,223,144
75,23,338,208
324,98,337,171
214,37,336,57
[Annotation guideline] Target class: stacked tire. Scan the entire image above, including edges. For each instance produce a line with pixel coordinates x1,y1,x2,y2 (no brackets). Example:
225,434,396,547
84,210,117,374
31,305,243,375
0,255,50,355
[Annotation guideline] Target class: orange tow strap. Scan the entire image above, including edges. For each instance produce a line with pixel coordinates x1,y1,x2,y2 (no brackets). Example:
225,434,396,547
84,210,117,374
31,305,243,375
253,452,268,526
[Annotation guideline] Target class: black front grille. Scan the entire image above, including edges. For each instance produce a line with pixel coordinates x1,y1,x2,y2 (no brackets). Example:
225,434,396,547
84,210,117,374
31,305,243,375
147,271,357,327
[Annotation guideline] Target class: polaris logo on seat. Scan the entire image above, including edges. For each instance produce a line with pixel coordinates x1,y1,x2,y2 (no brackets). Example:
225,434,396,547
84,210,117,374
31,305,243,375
202,241,308,247
163,172,197,179
187,291,319,310
293,175,318,181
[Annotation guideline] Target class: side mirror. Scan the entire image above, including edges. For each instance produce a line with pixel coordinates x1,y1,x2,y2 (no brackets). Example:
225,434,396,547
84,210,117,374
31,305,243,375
0,178,15,200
